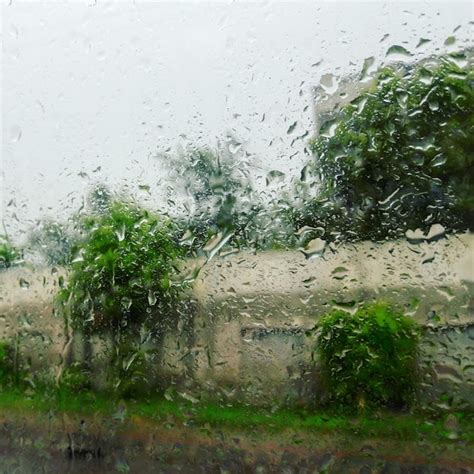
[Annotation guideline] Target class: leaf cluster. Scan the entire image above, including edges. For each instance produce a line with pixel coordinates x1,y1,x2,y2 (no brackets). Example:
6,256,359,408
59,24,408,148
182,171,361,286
59,200,185,335
0,236,22,270
0,341,23,387
26,220,79,266
316,302,420,410
306,54,474,241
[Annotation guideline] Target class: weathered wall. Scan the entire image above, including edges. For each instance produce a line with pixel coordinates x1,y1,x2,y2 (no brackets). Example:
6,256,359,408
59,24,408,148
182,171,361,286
1,233,473,407
0,266,67,374
163,232,474,407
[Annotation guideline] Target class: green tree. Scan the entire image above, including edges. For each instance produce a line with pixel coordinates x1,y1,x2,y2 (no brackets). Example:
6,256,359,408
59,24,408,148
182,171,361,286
168,144,257,250
26,220,78,266
26,185,114,266
85,183,113,217
59,200,185,394
179,148,243,207
306,53,474,241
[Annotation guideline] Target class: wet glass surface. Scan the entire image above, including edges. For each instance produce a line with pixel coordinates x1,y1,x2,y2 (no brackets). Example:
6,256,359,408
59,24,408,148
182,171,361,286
1,2,473,472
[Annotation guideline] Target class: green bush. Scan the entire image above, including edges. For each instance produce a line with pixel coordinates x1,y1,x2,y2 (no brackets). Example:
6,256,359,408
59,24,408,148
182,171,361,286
306,53,474,241
316,302,420,410
58,362,92,394
0,341,19,387
0,236,21,270
105,343,155,397
58,200,186,394
60,200,185,335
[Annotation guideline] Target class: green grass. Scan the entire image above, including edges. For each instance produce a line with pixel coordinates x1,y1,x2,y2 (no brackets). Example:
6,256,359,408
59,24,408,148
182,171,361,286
0,387,472,444
0,388,111,415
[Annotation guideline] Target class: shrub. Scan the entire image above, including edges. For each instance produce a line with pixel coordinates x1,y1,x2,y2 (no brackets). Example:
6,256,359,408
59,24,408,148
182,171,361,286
316,302,420,410
60,200,185,335
58,200,186,394
0,341,20,387
306,53,474,241
0,236,21,270
58,362,92,394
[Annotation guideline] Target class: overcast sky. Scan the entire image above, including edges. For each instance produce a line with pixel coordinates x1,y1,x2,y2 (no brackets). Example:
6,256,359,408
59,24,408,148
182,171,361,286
2,1,472,241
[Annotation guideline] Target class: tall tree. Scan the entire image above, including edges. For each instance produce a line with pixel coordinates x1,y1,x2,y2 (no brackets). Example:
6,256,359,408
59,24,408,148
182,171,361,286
304,53,473,241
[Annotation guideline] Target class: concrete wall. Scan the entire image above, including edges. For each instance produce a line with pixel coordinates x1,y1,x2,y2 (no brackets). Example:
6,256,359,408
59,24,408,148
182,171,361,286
1,233,473,407
0,266,67,374
164,232,474,407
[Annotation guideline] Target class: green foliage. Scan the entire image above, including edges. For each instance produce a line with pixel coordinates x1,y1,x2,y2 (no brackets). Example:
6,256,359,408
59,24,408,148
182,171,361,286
105,342,156,398
0,387,472,445
0,341,13,384
58,362,91,394
307,54,474,240
86,183,113,216
168,145,270,252
0,341,21,387
0,236,21,270
27,220,79,266
59,200,185,336
316,302,420,410
174,148,244,208
58,199,186,395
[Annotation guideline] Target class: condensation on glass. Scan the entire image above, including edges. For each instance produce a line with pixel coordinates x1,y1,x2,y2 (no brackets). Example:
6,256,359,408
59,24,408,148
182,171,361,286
1,2,473,471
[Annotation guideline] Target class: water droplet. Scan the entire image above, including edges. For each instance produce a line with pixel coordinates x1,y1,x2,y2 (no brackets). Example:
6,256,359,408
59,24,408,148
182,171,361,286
425,223,445,241
360,57,375,81
431,154,446,167
266,170,285,186
319,119,338,138
286,121,298,135
331,266,349,280
148,289,157,306
121,297,132,310
228,142,242,154
319,73,339,94
138,184,150,193
405,224,445,243
428,99,439,111
385,45,412,60
444,36,456,46
300,238,326,259
180,229,195,246
10,125,22,143
116,224,126,242
416,38,431,48
203,231,233,261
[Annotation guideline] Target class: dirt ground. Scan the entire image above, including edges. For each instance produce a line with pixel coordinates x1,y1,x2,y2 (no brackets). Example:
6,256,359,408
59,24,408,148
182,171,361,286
0,409,472,473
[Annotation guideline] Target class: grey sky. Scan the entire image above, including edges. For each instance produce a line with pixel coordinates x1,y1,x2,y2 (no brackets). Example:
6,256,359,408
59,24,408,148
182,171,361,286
2,1,472,241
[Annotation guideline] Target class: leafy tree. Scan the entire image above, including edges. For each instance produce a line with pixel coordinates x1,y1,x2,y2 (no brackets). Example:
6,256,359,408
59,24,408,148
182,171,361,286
168,144,258,250
61,200,185,334
165,140,303,252
178,148,243,208
306,54,474,241
85,183,113,217
26,185,113,266
26,220,78,266
58,200,186,393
